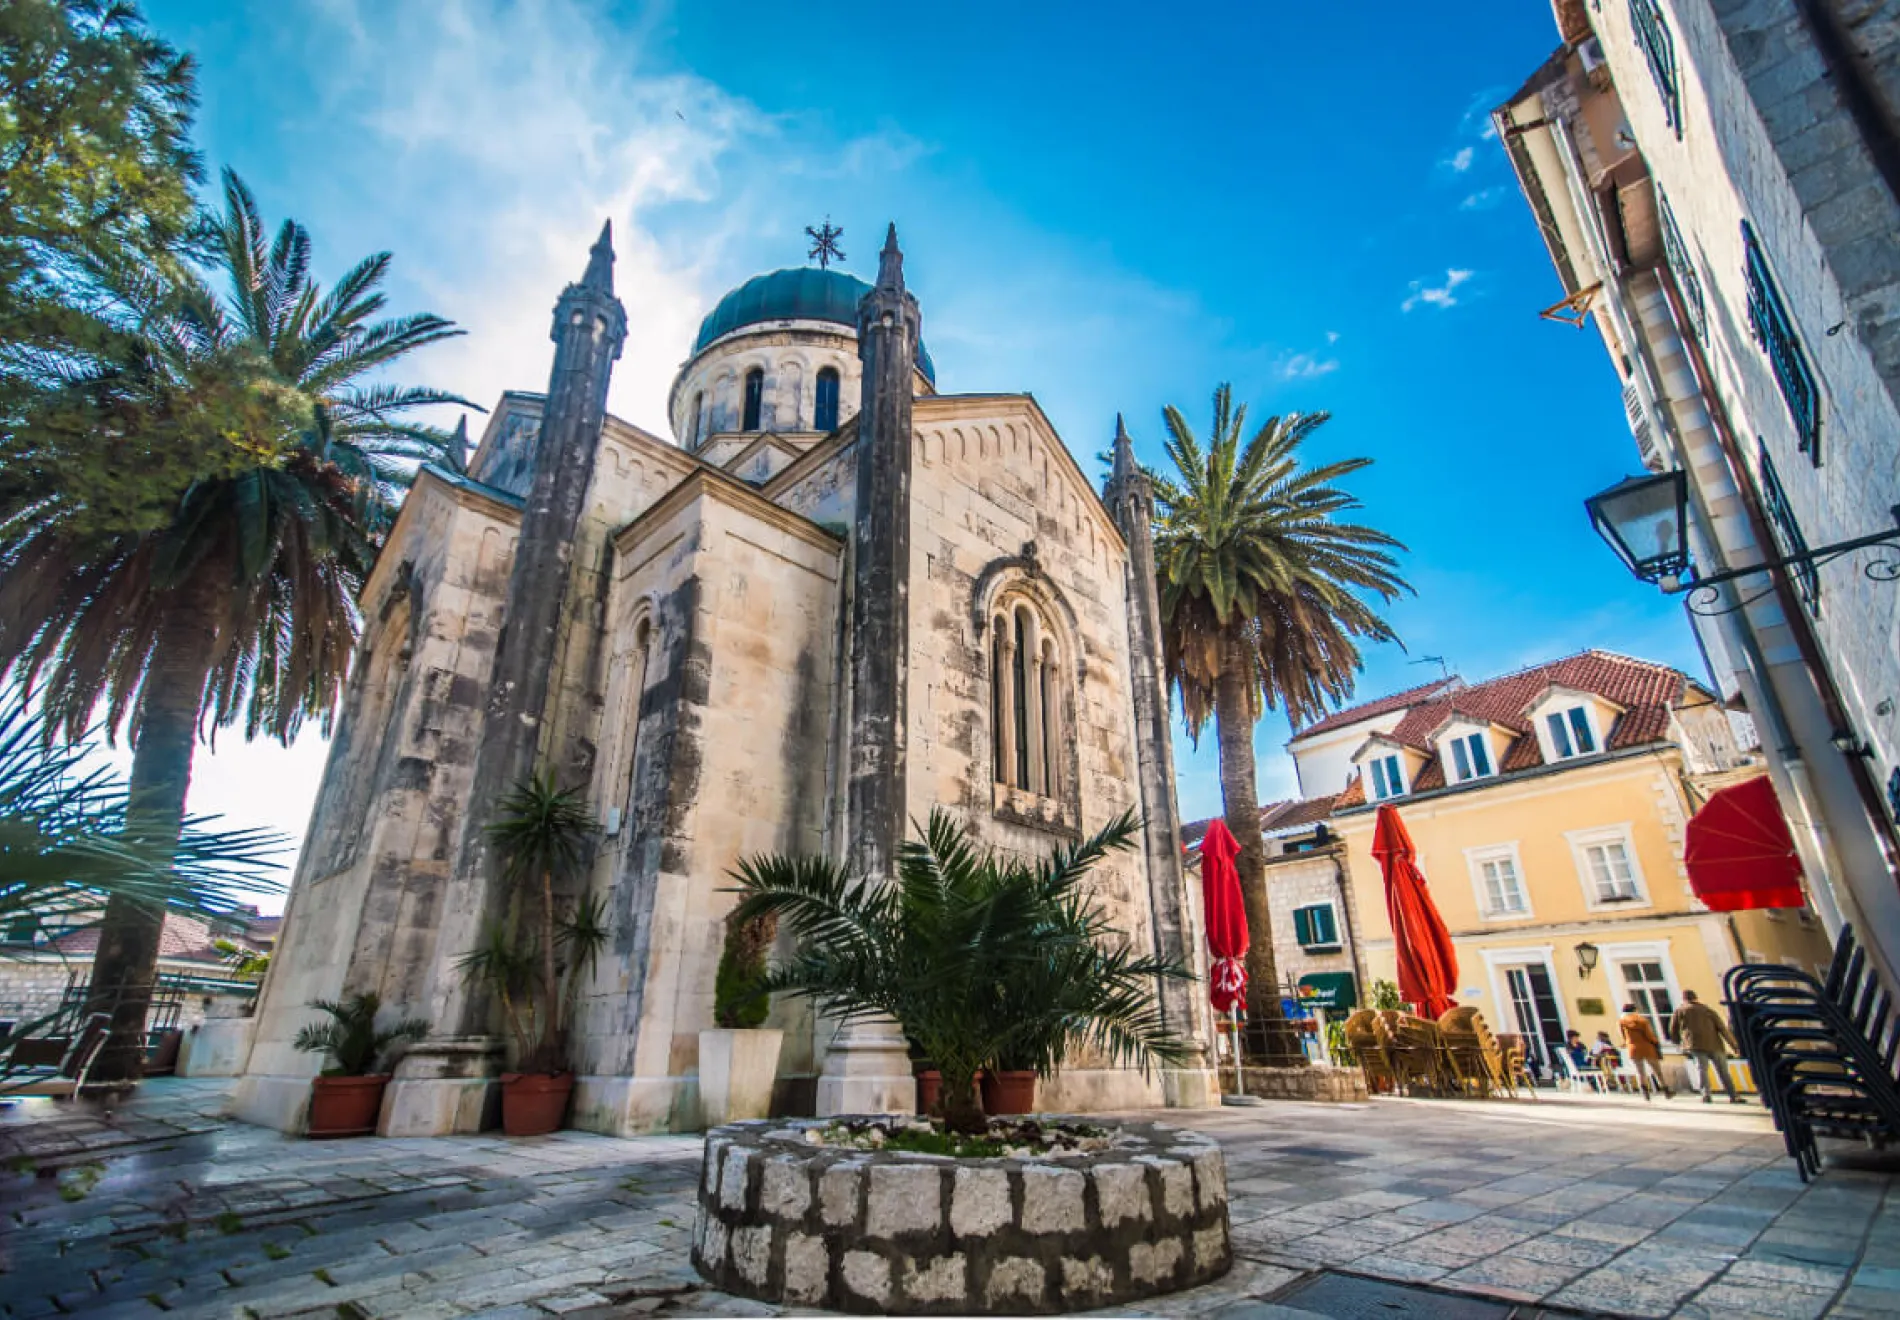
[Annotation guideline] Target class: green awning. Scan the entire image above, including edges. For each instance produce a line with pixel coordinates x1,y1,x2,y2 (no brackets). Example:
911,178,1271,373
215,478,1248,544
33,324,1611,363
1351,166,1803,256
1297,972,1358,1011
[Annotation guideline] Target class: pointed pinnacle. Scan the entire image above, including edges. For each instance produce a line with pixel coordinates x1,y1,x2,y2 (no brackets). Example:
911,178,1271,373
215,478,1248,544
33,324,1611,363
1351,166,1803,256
581,219,615,292
1111,413,1138,481
876,221,904,290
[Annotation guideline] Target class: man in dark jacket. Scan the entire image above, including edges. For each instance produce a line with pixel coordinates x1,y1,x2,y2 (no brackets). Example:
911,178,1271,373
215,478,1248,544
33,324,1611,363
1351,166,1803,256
1671,989,1745,1104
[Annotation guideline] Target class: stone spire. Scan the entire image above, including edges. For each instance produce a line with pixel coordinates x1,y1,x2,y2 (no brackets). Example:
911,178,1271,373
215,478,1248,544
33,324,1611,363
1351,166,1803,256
1103,415,1217,1103
437,222,628,1045
818,221,922,1117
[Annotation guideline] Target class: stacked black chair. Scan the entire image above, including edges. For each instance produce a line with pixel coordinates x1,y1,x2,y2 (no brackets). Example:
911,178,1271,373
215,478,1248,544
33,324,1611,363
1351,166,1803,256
1722,925,1900,1181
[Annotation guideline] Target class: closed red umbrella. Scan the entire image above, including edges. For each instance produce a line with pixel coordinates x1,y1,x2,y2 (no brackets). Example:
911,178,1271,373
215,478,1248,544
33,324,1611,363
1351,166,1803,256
1685,776,1807,911
1198,820,1249,1015
1370,804,1459,1019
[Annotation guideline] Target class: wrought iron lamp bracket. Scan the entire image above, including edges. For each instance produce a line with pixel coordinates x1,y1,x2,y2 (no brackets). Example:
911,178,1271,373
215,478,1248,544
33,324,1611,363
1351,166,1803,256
1673,506,1900,617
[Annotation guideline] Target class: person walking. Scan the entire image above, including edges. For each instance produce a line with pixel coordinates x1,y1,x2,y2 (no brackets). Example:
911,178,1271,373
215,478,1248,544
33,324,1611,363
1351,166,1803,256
1618,1004,1673,1100
1671,989,1746,1105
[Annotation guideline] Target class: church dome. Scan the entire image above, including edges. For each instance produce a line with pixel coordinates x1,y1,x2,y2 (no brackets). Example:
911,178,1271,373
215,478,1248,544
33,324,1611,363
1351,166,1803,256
693,267,935,383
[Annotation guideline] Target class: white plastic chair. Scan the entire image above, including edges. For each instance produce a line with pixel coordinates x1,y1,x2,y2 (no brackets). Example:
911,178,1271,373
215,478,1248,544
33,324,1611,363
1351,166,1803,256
1557,1052,1606,1093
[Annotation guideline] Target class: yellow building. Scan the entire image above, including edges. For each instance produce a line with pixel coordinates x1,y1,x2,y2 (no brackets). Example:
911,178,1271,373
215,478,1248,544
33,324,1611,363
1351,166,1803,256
1288,651,1831,1077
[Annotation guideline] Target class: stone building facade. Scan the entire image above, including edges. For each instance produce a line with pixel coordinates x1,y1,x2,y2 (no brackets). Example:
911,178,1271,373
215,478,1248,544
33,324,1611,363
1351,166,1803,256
1495,0,1900,995
232,226,1217,1136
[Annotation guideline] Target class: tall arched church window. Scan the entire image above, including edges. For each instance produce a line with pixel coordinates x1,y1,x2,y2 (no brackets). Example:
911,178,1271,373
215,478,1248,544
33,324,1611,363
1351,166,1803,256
992,599,1063,798
742,368,764,431
814,367,840,432
690,392,704,447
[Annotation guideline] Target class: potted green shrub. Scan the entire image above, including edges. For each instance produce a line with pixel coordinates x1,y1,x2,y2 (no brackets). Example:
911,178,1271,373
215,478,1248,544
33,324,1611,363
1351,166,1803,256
292,992,428,1138
458,772,607,1136
699,910,782,1126
729,808,1191,1133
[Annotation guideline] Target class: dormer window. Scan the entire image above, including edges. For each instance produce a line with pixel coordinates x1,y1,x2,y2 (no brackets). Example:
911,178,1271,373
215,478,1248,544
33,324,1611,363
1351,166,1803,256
1449,732,1493,782
1546,707,1598,759
1369,754,1405,800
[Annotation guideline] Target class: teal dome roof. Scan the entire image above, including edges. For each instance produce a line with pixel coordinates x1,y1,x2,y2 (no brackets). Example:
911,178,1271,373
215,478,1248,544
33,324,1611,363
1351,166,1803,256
693,267,935,383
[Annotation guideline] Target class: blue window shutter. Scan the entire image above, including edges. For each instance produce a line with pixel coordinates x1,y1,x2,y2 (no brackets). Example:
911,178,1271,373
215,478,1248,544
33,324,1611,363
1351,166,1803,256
1316,905,1338,946
1294,907,1314,947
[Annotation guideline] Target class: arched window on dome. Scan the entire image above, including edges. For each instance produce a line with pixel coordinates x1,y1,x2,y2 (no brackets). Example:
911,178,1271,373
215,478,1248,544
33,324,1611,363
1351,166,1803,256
814,368,840,432
690,392,704,447
742,368,764,431
990,600,1063,799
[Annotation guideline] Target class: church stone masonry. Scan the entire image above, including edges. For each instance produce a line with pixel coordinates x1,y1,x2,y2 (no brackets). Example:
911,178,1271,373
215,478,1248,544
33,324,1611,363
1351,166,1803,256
233,225,1218,1137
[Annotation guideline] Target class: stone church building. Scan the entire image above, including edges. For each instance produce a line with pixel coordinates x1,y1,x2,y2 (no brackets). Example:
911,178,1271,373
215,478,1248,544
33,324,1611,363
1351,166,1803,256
233,224,1217,1136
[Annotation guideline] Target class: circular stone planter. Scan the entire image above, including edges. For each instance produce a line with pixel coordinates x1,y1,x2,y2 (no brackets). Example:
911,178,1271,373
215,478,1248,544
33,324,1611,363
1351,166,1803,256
692,1116,1231,1313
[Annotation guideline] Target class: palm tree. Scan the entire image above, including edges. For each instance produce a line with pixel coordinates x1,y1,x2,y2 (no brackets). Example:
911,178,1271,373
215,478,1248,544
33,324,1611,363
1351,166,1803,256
729,808,1191,1133
0,171,466,1081
1153,385,1408,1059
470,771,603,1075
291,991,429,1077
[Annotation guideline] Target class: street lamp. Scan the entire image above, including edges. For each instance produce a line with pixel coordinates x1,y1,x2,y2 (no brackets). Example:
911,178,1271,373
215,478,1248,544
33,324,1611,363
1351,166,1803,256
1584,472,1692,588
1575,941,1600,981
1585,471,1900,613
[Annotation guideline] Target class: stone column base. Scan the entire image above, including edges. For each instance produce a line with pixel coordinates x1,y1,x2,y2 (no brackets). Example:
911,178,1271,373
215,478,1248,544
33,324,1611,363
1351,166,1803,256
1160,1066,1222,1109
379,1036,503,1137
569,1074,701,1135
227,1073,315,1132
814,1025,915,1117
179,1018,256,1078
1222,1063,1368,1103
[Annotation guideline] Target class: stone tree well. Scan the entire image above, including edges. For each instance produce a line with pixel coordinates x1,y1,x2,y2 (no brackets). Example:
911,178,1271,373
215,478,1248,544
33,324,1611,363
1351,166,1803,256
692,1117,1231,1314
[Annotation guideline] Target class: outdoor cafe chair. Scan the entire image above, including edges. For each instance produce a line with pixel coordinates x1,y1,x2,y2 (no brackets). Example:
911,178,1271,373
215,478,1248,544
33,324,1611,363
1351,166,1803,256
1556,1050,1606,1093
1344,1009,1398,1095
0,1012,111,1099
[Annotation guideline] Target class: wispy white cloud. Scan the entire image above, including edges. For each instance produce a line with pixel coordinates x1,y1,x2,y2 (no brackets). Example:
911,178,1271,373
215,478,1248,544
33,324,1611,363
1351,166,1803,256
1460,186,1509,211
1276,351,1340,381
1443,146,1476,173
1401,267,1474,312
1325,330,1341,344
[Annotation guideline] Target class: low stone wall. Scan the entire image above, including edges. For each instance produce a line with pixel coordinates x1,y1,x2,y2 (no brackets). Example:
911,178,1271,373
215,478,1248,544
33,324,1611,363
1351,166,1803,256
1222,1064,1367,1103
693,1117,1231,1313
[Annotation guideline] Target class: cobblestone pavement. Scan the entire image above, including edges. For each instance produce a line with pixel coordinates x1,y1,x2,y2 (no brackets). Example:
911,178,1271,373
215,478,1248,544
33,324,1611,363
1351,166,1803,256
1,1080,1895,1318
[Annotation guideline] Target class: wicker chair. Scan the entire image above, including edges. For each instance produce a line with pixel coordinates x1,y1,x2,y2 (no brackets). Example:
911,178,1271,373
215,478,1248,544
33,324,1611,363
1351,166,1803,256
1493,1033,1540,1099
1437,1006,1504,1097
1344,1009,1397,1095
1380,1011,1453,1096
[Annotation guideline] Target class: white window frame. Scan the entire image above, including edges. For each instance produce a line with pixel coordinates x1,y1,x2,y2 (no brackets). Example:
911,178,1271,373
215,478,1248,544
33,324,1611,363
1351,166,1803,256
1365,751,1406,800
1566,823,1652,911
1476,944,1572,1058
1292,901,1342,952
1464,842,1533,921
1597,939,1684,1046
1529,692,1607,764
1446,730,1495,783
1544,705,1599,760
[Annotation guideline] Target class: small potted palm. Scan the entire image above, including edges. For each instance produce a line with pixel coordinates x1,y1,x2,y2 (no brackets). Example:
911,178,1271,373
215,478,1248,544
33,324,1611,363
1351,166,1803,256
698,910,782,1125
458,771,607,1136
293,992,429,1138
729,808,1191,1134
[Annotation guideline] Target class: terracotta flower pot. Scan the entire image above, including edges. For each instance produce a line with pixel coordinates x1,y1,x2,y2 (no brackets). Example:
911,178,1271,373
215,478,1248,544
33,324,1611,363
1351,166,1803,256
981,1069,1038,1115
307,1074,388,1138
916,1069,942,1116
501,1072,574,1136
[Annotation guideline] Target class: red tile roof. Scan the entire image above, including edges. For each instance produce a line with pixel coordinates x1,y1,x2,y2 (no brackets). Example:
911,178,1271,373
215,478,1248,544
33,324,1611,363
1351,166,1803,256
1288,677,1463,742
1182,795,1340,858
1335,650,1698,809
50,912,269,966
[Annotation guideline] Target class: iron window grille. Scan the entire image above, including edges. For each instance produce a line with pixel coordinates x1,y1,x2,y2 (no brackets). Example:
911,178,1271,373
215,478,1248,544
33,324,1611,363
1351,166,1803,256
1630,0,1682,137
1758,438,1822,616
1656,188,1704,340
1744,222,1823,462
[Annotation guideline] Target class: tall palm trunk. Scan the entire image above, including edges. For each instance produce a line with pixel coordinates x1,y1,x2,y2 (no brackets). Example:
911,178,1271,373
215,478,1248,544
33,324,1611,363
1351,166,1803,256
84,580,221,1083
1213,631,1301,1065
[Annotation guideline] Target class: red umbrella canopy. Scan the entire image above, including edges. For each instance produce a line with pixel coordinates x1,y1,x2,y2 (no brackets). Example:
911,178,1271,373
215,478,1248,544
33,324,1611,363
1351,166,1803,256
1685,776,1808,912
1370,804,1459,1019
1199,820,1249,1014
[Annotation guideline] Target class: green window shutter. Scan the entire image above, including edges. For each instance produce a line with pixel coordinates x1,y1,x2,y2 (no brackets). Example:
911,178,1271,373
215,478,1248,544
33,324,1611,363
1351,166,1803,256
1294,907,1314,948
1316,905,1338,946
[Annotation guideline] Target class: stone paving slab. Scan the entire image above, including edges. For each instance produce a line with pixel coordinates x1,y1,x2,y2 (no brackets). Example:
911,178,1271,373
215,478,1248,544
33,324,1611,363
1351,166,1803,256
1,1081,1896,1316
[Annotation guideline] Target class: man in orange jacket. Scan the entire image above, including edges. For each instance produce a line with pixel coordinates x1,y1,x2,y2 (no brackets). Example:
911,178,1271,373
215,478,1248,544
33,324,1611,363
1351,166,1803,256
1618,1004,1673,1100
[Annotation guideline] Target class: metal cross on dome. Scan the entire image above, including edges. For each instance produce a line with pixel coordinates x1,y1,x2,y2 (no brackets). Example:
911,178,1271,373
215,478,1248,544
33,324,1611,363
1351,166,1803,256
805,219,844,269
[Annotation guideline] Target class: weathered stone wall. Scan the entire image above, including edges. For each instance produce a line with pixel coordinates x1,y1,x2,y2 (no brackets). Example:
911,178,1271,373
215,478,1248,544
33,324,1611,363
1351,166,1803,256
1589,0,1900,830
568,478,843,1134
905,398,1172,1110
1259,845,1360,990
231,474,521,1128
670,326,865,444
693,1119,1231,1313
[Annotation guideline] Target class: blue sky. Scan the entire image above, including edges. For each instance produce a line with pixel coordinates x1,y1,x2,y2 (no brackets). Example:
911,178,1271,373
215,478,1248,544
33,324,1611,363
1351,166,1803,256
140,0,1697,901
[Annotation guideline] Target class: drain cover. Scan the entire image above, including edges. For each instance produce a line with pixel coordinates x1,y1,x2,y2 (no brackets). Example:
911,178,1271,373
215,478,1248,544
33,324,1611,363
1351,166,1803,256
1273,1272,1514,1318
